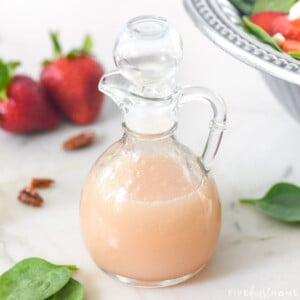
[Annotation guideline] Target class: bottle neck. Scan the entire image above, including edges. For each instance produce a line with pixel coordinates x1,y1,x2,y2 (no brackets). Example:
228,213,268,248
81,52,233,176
123,122,178,139
122,89,181,135
123,104,176,135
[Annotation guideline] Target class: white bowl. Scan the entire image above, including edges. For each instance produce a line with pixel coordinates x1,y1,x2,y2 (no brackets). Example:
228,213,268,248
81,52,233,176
184,0,300,123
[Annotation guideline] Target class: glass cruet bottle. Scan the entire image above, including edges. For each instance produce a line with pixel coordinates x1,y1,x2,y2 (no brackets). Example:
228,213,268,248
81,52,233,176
80,15,227,287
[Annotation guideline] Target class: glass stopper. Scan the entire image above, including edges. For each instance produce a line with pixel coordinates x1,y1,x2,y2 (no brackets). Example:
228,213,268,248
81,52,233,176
113,16,183,94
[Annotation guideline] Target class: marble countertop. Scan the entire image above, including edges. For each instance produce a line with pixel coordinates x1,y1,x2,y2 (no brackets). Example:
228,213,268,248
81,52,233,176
1,0,300,299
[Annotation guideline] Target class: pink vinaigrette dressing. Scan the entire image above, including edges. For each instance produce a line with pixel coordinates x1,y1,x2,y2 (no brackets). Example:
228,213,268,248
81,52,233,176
80,16,226,287
81,154,221,282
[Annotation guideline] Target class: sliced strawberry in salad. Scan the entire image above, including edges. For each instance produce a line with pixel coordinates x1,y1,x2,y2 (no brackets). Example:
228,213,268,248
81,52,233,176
250,12,287,35
271,15,300,41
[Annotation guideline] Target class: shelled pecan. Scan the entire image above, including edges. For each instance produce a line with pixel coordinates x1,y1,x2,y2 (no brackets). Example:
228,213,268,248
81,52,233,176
18,188,44,207
62,131,95,150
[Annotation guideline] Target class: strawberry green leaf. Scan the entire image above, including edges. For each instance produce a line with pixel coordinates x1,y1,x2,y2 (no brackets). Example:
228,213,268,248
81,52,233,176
0,89,7,100
0,60,20,100
66,49,84,59
0,68,9,99
50,32,63,58
66,34,94,58
44,32,94,62
243,16,282,52
82,35,93,54
42,59,52,66
7,61,20,71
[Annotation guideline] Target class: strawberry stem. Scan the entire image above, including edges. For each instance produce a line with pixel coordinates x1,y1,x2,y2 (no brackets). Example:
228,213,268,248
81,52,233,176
50,32,63,58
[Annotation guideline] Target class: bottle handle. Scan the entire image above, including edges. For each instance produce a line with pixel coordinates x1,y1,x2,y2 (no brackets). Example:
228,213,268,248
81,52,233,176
180,86,227,172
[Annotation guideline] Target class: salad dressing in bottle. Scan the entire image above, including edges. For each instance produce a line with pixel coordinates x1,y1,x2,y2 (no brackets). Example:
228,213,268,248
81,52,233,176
80,15,227,287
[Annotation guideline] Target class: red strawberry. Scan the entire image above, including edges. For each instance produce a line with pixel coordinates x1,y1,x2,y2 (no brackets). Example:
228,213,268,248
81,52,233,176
0,61,59,134
250,12,286,35
281,39,300,52
271,15,300,41
40,33,104,125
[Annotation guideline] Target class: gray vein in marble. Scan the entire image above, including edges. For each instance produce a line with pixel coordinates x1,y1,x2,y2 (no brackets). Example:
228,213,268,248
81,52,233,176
229,201,236,210
0,238,15,265
227,235,277,248
283,165,293,178
233,221,242,233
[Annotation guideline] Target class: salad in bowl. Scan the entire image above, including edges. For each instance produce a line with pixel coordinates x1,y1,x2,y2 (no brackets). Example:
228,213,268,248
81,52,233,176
231,0,300,58
184,0,300,123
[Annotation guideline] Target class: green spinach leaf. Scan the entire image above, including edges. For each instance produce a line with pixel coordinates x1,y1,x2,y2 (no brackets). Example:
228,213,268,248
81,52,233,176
288,51,300,59
240,182,300,223
45,278,84,300
0,257,78,300
243,16,282,51
253,0,296,14
228,0,255,15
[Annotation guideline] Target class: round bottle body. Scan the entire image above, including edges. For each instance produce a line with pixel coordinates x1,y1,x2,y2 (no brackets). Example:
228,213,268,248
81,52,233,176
80,136,221,287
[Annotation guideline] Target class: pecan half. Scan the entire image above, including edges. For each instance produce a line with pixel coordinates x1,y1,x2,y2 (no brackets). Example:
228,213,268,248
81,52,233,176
18,188,44,207
30,178,54,189
62,131,95,150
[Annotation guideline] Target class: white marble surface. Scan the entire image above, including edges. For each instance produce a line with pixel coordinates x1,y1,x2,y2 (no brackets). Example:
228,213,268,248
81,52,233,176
1,0,300,299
